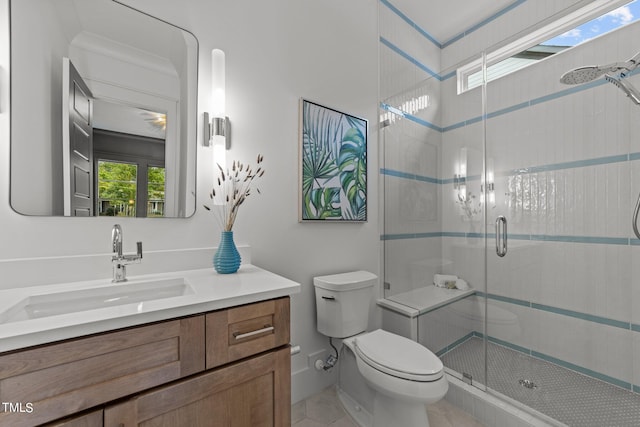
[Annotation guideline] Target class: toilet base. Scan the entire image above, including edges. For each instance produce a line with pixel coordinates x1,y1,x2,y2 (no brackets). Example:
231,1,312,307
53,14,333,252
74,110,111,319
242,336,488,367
337,386,432,427
337,386,372,427
372,391,430,427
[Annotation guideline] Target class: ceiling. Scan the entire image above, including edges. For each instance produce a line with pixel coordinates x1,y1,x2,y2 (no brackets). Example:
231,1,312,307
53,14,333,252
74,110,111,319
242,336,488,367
78,0,180,57
390,0,516,43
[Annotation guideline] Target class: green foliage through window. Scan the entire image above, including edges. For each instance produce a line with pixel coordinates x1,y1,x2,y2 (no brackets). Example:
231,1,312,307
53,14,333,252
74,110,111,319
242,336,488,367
97,161,166,217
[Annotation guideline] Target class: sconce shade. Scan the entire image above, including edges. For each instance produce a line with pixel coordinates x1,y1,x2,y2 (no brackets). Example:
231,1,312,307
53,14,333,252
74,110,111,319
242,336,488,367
211,49,225,117
204,49,230,149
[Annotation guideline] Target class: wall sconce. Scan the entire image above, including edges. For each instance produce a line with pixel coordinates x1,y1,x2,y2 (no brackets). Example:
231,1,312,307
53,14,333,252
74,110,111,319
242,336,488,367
481,157,495,205
453,147,467,199
204,49,229,167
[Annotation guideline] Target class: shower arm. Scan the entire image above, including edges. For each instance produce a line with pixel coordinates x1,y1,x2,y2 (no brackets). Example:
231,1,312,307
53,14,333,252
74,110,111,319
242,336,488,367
618,51,640,76
599,51,640,76
633,192,640,241
629,51,640,67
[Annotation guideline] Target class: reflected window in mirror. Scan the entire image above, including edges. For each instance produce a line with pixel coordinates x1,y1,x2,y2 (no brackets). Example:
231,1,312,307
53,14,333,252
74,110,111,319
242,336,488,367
94,129,166,218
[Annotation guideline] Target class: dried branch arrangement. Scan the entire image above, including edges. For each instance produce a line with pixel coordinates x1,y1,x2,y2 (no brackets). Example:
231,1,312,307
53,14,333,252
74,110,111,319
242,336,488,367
204,154,265,231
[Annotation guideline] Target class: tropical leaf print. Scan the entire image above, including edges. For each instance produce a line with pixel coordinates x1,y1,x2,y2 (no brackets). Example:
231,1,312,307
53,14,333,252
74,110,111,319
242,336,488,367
306,187,342,219
301,100,367,220
338,117,367,220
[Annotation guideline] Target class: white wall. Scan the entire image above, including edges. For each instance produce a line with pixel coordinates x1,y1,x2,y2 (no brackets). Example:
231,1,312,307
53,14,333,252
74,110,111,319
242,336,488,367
0,0,379,403
10,0,69,215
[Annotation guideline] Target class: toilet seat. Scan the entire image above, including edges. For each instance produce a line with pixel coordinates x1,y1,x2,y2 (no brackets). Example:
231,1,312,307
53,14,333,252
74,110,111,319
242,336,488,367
354,329,443,382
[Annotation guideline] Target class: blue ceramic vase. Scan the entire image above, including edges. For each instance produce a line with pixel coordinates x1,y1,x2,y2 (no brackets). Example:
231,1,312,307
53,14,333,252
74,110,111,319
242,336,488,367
213,231,241,274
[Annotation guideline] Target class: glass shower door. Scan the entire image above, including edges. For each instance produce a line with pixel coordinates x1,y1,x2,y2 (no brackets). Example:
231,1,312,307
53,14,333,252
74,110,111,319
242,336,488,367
483,40,638,425
425,54,488,390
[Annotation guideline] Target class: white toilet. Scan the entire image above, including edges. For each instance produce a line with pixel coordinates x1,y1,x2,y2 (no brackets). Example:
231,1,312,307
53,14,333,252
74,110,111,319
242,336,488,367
314,271,448,427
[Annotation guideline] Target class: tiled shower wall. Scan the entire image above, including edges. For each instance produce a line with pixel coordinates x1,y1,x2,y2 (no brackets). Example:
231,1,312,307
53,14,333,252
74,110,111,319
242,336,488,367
381,0,640,397
380,0,443,296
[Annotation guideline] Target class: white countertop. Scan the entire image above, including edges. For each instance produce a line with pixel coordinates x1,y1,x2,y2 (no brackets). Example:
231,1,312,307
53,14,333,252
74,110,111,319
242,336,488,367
0,264,300,353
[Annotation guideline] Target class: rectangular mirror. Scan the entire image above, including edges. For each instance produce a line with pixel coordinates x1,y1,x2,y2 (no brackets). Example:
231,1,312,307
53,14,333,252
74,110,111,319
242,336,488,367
10,0,198,217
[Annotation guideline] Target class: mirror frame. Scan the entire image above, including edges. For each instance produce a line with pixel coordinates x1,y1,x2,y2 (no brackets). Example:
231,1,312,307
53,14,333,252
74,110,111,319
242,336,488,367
8,0,199,218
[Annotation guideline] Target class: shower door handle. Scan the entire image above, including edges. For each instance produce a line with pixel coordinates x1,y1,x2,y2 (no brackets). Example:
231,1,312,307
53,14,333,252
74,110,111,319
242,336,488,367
496,216,507,257
633,192,640,240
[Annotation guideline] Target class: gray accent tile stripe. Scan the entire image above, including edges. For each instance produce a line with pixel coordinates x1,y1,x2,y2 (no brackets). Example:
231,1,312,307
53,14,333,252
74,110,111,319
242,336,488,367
486,335,531,355
381,167,485,185
447,79,605,131
436,331,475,356
380,230,633,247
531,303,631,329
382,154,638,200
529,234,630,245
380,102,443,130
380,167,443,184
380,70,611,134
380,0,528,49
441,0,528,48
416,283,640,334
485,292,531,308
379,0,441,48
504,154,630,176
380,232,442,241
379,37,442,81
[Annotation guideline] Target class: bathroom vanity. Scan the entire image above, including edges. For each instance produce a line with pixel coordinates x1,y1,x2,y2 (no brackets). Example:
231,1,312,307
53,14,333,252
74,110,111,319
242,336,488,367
0,265,299,427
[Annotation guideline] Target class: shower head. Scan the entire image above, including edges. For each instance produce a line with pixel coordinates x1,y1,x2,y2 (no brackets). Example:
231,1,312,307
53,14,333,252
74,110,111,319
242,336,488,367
604,75,640,106
560,51,640,85
560,66,608,85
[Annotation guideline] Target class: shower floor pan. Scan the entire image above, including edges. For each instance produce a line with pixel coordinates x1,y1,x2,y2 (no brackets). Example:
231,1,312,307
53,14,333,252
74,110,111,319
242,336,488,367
442,337,640,427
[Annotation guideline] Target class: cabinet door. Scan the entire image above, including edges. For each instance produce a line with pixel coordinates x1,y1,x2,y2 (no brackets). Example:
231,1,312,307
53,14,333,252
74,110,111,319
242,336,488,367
0,315,204,427
104,346,291,427
44,409,103,427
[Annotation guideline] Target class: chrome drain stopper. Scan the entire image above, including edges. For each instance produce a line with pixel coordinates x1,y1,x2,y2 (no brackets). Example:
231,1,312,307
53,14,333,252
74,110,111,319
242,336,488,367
519,379,537,389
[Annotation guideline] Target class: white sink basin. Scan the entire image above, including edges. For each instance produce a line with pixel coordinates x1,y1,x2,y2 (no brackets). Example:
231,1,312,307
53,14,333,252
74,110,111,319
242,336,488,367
0,278,193,324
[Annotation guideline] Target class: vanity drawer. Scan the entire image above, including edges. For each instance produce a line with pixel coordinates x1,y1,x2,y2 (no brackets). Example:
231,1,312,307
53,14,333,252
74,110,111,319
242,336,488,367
0,315,205,427
206,297,290,368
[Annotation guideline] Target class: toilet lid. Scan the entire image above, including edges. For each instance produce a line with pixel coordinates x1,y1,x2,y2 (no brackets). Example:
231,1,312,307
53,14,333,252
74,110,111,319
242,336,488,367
354,329,443,382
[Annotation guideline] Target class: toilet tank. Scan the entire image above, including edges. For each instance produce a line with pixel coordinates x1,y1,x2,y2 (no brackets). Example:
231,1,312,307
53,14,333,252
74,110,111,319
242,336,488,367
313,271,377,338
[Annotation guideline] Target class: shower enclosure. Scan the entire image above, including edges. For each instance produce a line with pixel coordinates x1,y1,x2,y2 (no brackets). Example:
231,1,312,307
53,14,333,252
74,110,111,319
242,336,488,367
380,1,640,426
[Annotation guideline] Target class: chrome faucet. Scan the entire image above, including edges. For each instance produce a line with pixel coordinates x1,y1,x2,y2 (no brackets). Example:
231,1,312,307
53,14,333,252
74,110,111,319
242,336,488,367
111,224,143,282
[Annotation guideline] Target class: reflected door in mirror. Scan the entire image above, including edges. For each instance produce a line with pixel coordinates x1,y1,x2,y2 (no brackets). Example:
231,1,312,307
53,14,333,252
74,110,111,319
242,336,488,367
63,58,94,217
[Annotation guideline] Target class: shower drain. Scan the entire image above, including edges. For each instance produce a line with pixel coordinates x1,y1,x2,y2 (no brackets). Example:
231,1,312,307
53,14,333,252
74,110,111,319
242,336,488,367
519,379,538,389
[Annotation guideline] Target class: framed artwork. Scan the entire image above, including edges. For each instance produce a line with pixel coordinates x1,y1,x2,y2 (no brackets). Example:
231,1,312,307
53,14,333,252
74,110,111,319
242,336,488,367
299,99,368,222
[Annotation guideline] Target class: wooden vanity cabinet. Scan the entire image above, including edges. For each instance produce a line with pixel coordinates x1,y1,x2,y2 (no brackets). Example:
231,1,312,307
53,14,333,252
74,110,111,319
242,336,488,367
45,410,104,427
104,346,291,427
0,316,205,427
0,296,291,427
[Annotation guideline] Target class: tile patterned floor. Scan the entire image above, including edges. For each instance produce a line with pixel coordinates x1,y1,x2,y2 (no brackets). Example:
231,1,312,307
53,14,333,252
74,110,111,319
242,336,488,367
442,337,640,427
292,385,485,427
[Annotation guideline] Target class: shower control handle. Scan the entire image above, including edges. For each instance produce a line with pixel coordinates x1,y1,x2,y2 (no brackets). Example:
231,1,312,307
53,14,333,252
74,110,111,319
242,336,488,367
633,192,640,240
496,216,507,257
